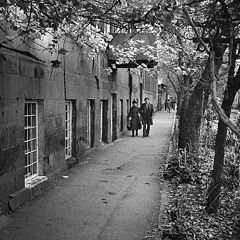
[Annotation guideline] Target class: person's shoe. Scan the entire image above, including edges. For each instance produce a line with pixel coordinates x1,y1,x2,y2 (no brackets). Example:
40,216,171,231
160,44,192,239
136,133,138,136
132,135,134,137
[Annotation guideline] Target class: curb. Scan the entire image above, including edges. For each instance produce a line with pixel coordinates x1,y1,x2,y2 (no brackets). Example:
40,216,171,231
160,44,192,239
158,112,178,228
158,183,169,228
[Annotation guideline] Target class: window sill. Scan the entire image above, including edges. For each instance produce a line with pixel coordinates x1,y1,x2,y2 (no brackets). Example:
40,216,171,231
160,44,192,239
25,175,48,189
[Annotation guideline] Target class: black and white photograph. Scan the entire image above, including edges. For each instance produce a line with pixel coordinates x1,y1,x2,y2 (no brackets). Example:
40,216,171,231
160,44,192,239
0,0,240,239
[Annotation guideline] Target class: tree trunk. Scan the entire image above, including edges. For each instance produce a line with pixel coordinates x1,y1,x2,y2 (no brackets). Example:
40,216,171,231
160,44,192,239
178,81,204,153
176,87,186,116
206,86,239,213
206,47,240,213
178,44,225,154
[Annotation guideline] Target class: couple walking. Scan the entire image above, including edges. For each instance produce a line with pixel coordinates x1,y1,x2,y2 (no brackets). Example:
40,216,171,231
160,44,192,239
128,97,154,137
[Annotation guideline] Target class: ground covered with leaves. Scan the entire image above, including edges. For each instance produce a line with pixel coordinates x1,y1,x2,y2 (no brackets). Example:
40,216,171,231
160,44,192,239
159,149,240,240
157,111,240,240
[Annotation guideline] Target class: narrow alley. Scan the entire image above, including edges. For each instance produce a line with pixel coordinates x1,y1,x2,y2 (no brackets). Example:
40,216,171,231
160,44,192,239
0,111,174,240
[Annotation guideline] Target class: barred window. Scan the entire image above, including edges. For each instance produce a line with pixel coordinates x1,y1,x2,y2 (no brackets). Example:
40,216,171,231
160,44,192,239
65,101,73,159
24,102,38,178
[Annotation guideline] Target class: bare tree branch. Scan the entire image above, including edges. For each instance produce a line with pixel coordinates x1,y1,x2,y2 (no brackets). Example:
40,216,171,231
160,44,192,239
183,6,210,54
209,50,240,138
211,97,240,138
0,43,43,62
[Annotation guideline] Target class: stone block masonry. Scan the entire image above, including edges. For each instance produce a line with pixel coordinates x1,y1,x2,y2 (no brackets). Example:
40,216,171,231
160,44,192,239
0,30,156,215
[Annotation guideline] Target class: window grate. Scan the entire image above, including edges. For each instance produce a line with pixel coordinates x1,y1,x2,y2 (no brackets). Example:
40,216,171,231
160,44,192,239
24,102,38,179
65,101,72,159
100,101,103,142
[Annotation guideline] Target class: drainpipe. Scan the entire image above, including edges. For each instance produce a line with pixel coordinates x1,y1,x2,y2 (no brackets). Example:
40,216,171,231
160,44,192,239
128,68,132,107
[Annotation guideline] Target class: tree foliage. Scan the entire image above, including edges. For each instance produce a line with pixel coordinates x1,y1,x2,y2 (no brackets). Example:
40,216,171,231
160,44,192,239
0,0,173,59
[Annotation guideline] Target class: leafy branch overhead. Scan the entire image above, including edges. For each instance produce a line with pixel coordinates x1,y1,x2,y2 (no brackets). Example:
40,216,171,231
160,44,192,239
0,0,178,64
1,1,240,132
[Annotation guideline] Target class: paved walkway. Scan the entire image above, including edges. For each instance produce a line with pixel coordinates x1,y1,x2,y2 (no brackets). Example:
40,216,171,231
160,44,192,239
0,111,175,240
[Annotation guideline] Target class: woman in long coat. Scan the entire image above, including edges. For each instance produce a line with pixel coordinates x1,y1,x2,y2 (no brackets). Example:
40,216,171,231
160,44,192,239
128,100,141,137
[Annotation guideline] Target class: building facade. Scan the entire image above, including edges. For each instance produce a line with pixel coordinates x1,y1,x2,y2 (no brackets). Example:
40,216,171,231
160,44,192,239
0,30,157,212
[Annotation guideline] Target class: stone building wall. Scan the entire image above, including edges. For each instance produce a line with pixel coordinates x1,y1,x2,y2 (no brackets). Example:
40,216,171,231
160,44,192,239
0,32,140,207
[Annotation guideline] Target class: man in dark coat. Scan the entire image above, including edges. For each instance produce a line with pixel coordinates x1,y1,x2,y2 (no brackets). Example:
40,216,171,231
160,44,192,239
140,97,154,137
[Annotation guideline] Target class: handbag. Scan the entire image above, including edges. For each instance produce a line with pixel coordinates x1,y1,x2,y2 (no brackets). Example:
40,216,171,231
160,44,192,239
137,120,142,129
127,118,131,130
